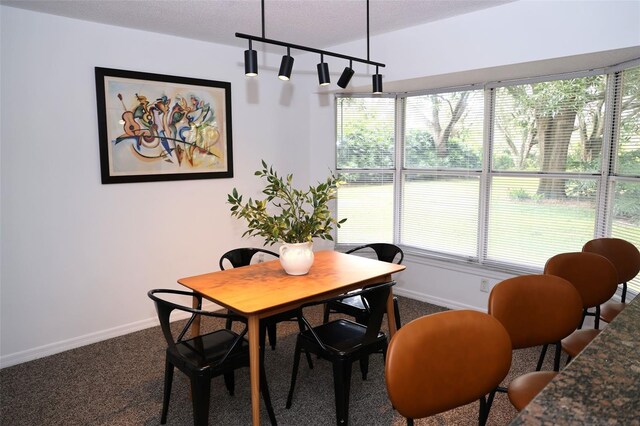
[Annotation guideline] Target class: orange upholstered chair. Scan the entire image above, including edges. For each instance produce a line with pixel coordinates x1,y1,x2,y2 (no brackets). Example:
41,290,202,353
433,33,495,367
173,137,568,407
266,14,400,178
385,310,512,426
582,238,640,323
488,274,583,410
544,252,618,360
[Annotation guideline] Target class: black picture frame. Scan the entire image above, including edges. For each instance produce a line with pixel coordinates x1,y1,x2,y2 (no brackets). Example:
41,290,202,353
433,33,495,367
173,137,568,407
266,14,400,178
95,67,233,184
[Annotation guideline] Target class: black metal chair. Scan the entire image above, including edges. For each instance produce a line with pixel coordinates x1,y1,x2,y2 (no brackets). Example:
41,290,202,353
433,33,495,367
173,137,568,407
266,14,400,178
147,289,277,426
220,247,313,368
323,243,404,329
220,247,280,348
286,281,395,426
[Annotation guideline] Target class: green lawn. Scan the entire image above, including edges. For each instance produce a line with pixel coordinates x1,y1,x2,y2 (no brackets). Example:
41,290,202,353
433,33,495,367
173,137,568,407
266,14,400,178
337,178,640,288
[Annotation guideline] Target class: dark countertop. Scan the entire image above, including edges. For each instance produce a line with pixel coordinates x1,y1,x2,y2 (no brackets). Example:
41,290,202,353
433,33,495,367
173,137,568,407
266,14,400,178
510,295,640,425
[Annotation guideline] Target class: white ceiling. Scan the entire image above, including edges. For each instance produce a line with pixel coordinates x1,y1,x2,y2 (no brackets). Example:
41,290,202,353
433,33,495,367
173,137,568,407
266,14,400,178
0,0,515,52
4,0,639,93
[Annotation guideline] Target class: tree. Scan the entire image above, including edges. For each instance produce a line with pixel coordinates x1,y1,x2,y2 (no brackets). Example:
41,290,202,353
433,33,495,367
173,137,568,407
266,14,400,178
497,77,607,198
430,92,470,157
495,86,538,169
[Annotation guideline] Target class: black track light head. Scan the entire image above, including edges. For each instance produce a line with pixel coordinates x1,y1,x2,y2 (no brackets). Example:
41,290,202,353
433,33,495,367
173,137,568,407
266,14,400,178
337,61,354,89
372,66,383,94
317,54,330,86
278,47,294,81
244,41,258,76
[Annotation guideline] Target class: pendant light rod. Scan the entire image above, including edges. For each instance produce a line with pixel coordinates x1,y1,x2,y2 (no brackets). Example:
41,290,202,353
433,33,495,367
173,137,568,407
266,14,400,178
235,32,385,68
366,0,370,61
261,0,265,38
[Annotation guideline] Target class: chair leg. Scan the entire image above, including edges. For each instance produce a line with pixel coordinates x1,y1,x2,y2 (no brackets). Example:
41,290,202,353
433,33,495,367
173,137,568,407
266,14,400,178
393,297,402,329
333,360,353,426
304,350,314,370
296,315,314,370
267,323,277,350
259,322,268,350
190,375,211,426
323,303,331,324
406,418,414,426
223,371,235,396
536,344,548,371
225,309,233,330
359,355,369,380
553,342,562,372
578,309,587,329
259,354,278,426
478,395,489,426
286,339,303,409
594,305,601,330
161,359,174,424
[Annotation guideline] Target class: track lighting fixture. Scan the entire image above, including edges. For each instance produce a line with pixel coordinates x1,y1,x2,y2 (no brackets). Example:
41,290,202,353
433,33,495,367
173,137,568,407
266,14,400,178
337,60,355,89
317,54,330,86
244,40,258,77
238,0,385,92
372,66,383,94
278,47,294,81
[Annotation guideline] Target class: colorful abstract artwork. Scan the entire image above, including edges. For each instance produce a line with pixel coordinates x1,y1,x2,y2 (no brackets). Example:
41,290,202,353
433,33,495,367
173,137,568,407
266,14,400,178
95,68,233,183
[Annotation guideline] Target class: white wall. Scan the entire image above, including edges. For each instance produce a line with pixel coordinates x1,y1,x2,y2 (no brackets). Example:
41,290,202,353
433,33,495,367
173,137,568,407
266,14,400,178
0,7,314,367
1,1,639,367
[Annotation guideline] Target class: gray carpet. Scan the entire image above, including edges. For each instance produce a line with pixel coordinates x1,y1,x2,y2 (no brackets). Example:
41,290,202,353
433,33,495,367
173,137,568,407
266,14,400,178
0,296,554,425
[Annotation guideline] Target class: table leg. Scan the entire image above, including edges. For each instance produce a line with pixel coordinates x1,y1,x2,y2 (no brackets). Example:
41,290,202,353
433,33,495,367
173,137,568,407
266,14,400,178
386,287,397,337
191,296,201,337
248,315,261,426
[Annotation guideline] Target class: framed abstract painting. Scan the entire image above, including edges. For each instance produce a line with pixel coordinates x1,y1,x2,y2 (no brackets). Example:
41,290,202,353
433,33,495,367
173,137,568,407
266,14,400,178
95,67,233,183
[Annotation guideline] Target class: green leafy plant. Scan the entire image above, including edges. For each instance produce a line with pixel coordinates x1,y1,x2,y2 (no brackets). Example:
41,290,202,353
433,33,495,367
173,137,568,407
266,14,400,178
227,161,347,245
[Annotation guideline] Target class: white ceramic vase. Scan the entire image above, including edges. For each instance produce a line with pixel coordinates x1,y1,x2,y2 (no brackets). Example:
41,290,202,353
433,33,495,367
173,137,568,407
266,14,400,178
279,241,314,275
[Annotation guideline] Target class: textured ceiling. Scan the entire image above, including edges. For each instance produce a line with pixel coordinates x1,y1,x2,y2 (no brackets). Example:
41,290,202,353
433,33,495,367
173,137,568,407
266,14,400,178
1,0,515,52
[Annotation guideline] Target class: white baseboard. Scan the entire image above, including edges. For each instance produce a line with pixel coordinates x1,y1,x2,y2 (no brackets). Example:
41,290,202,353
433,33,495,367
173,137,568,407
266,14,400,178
0,301,219,369
0,317,158,369
394,287,487,313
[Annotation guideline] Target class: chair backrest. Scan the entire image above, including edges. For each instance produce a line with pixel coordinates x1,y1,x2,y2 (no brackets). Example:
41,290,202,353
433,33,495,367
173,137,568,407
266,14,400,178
488,274,583,349
582,238,640,284
358,281,393,343
219,247,279,270
544,252,618,309
385,310,512,420
346,243,404,264
147,289,247,360
300,281,394,346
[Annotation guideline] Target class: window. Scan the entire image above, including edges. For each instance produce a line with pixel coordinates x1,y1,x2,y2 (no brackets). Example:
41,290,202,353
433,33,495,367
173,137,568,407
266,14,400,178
336,62,640,292
336,97,395,243
402,90,484,259
487,75,606,268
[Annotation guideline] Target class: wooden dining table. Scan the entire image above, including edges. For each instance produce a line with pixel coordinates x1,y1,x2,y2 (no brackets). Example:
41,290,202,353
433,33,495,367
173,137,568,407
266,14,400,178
177,249,406,425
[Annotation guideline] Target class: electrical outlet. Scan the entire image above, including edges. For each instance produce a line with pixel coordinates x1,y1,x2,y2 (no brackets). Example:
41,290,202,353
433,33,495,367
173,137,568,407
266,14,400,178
480,279,489,293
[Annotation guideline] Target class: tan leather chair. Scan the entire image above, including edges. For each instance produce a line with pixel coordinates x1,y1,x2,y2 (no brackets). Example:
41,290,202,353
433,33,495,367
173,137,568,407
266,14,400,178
544,252,618,359
385,310,512,426
582,238,640,323
488,274,583,410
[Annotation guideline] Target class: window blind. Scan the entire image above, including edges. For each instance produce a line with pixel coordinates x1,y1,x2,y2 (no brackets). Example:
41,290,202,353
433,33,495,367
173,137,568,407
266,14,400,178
336,97,395,244
401,90,484,258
